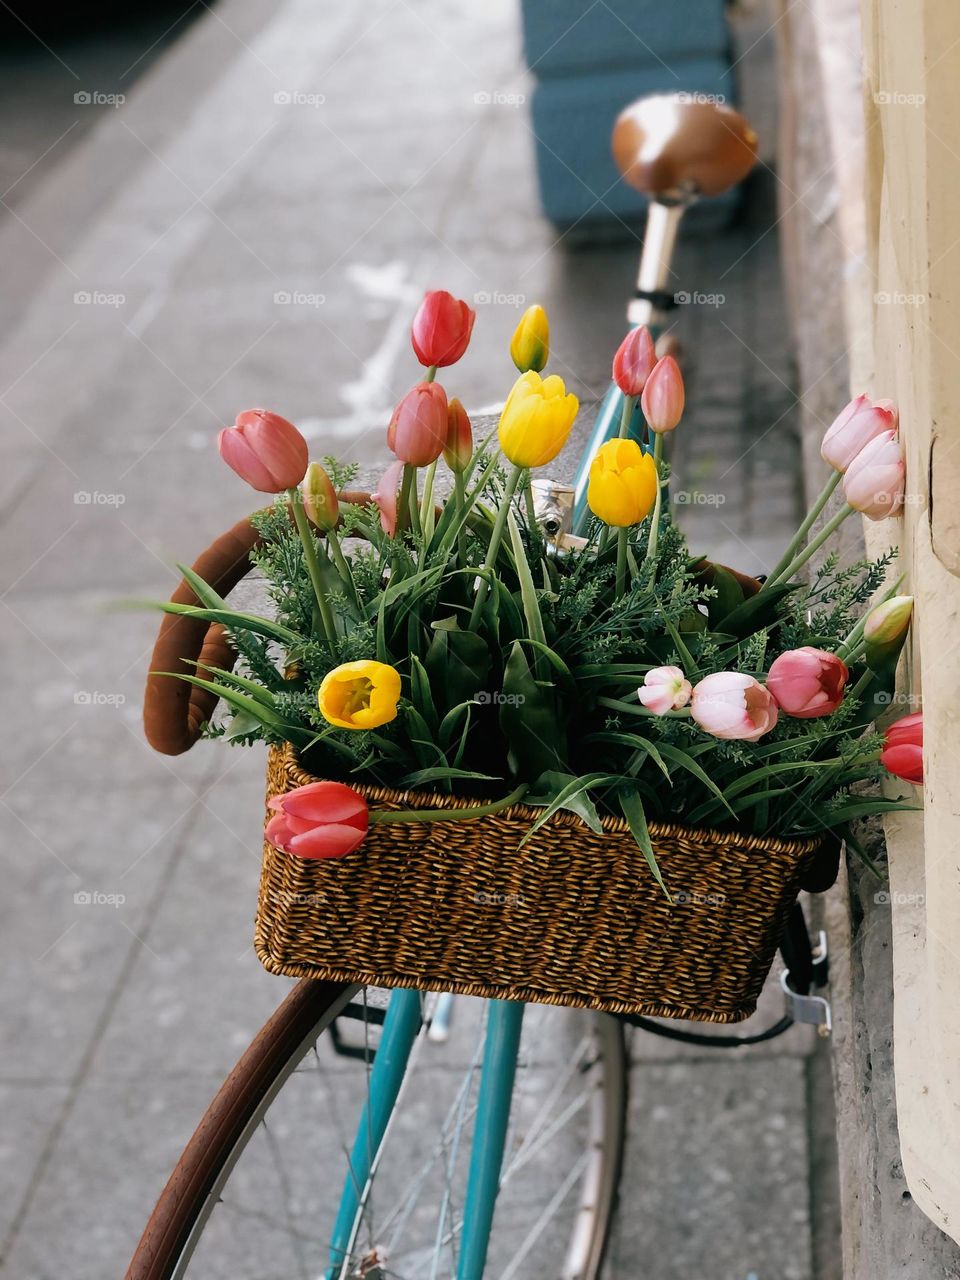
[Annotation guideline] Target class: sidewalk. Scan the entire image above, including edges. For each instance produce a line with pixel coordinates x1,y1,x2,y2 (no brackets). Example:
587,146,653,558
0,2,833,1275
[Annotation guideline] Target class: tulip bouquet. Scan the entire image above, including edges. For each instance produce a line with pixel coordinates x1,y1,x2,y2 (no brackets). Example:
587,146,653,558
150,290,919,888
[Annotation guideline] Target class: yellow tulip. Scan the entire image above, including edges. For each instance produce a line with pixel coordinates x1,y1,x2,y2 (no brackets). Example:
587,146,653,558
498,371,579,469
510,304,549,373
587,439,658,527
318,660,401,730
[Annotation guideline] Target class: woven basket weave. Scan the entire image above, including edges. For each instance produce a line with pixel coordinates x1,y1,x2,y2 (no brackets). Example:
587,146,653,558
255,743,827,1023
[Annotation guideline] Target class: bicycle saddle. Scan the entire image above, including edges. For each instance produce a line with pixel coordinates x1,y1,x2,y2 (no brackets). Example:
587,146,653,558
612,94,758,199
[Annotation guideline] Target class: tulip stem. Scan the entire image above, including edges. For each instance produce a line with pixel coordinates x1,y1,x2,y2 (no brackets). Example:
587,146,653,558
763,502,854,590
765,470,842,584
326,526,361,612
424,364,438,384
454,470,467,562
369,782,528,825
420,460,438,544
615,528,628,596
644,434,666,563
399,464,422,537
287,489,338,650
618,393,636,440
468,465,521,630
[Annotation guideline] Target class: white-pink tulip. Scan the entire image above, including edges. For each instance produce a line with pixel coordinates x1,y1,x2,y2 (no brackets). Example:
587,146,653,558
690,672,779,742
841,429,905,520
637,665,692,715
820,394,898,472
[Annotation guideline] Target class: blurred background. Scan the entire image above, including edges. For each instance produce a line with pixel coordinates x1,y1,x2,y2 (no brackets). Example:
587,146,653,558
0,1,848,1275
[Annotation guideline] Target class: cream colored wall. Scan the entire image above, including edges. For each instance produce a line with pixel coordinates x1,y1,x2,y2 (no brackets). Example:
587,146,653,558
860,0,960,1242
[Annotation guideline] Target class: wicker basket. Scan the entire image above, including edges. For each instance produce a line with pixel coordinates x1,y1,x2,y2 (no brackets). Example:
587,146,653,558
255,743,828,1023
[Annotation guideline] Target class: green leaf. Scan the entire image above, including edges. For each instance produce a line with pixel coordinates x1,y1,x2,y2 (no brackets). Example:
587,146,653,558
152,602,303,648
619,788,670,900
157,672,312,747
523,770,607,840
190,660,279,705
499,640,567,781
176,563,228,610
716,581,800,636
401,767,502,788
424,626,491,709
507,511,547,650
409,654,439,735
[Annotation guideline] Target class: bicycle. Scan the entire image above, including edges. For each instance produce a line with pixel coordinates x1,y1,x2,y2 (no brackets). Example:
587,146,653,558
128,94,824,1280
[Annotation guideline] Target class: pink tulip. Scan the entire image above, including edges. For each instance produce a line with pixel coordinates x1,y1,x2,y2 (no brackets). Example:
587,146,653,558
612,326,657,396
842,429,905,520
690,671,779,742
387,382,449,466
766,647,848,719
881,711,923,784
637,665,692,715
218,409,308,492
820,394,898,472
266,780,369,859
443,397,473,473
372,459,404,537
640,355,685,433
411,290,476,368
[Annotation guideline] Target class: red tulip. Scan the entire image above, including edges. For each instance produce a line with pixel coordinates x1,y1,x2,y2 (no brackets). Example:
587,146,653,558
612,326,657,396
443,397,473,473
766,647,849,719
218,409,308,492
881,711,923,784
372,459,404,537
266,781,369,859
411,290,476,368
640,355,685,433
387,382,448,466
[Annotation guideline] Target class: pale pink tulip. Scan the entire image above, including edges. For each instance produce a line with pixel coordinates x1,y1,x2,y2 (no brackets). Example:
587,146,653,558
690,671,779,742
612,326,657,396
820,394,898,472
372,460,404,537
218,409,308,492
842,429,905,520
266,780,369,859
766,647,848,719
640,355,685,433
637,665,692,715
387,382,448,466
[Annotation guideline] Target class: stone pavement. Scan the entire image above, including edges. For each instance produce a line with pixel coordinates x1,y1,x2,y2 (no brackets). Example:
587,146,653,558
0,1,836,1276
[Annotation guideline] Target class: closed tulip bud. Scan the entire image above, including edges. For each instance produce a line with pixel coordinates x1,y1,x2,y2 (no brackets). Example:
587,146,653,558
387,382,449,466
821,394,898,472
443,397,473,472
864,595,913,674
372,459,404,538
881,711,923,784
218,409,308,492
691,671,779,741
318,659,402,730
301,461,339,531
510,304,549,373
640,355,685,433
842,429,905,520
266,780,369,859
612,326,657,396
411,290,476,368
498,371,579,469
637,665,692,715
766,647,849,719
587,438,658,527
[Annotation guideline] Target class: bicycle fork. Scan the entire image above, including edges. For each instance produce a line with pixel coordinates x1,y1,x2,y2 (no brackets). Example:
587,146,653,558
325,993,525,1280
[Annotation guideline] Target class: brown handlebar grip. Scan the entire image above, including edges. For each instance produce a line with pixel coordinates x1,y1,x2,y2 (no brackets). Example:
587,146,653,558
143,492,376,756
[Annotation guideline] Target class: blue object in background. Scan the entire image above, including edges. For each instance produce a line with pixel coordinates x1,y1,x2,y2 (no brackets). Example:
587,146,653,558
519,0,737,229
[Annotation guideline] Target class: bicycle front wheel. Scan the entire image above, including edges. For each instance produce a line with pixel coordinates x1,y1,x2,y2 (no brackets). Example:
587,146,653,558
126,981,628,1280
